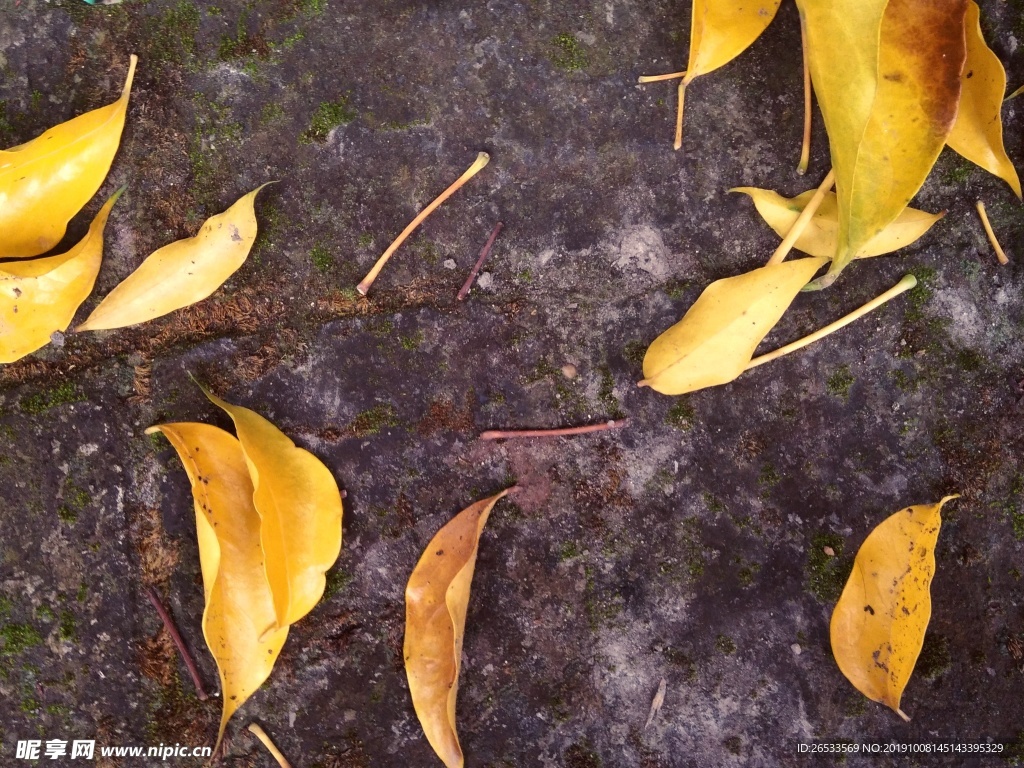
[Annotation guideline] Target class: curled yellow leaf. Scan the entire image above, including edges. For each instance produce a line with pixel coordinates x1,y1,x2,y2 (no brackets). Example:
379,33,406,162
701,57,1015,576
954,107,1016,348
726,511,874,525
203,388,343,632
145,422,289,753
639,257,827,395
732,188,944,259
685,0,782,82
77,184,271,332
0,56,136,259
830,495,959,720
0,188,122,363
947,1,1022,199
405,488,514,768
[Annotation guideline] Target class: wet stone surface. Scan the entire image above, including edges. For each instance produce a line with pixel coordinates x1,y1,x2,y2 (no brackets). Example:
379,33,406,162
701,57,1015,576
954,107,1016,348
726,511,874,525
1,0,1023,766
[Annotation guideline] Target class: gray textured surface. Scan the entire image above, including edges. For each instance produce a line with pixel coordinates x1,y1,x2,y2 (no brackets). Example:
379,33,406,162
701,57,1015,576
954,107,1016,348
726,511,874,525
1,1,1023,766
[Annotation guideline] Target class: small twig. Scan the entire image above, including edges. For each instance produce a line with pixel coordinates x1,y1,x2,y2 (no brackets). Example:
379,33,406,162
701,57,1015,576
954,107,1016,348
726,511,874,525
247,723,293,768
637,71,686,83
145,587,209,701
976,201,1009,265
797,16,812,175
480,419,628,440
357,152,490,295
457,221,503,300
746,274,917,370
765,168,835,266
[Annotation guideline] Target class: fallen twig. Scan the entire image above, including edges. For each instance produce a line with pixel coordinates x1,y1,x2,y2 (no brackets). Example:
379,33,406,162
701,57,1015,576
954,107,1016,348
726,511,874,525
645,678,667,729
145,587,208,701
457,221,503,300
480,419,628,440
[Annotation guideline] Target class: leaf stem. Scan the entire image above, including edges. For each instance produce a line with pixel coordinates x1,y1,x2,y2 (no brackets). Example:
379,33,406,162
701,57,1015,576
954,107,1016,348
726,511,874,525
637,71,686,83
674,78,688,151
480,419,628,440
1006,83,1024,101
745,274,917,370
247,723,293,768
357,152,490,295
145,587,209,701
797,17,812,175
765,168,835,266
457,221,503,300
975,201,1009,264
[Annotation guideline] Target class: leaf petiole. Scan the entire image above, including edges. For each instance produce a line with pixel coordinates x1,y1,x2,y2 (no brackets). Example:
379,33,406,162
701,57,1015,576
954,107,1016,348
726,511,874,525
745,273,917,370
975,200,1009,265
798,16,812,175
357,152,490,295
248,723,293,768
765,168,834,266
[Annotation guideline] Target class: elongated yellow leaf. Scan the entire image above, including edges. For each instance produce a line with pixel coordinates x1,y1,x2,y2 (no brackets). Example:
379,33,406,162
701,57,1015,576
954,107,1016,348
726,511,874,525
798,0,966,288
203,388,343,632
405,489,514,768
947,1,1022,199
145,422,289,753
0,56,136,259
831,495,959,719
639,257,827,395
0,188,122,363
733,188,944,259
76,184,271,332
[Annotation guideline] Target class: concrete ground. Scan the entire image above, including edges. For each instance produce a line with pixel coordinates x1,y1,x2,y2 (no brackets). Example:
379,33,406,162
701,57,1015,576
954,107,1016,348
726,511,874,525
0,0,1022,766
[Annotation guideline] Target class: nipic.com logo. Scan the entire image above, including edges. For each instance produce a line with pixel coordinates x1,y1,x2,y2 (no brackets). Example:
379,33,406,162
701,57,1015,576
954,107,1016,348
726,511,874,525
15,739,212,760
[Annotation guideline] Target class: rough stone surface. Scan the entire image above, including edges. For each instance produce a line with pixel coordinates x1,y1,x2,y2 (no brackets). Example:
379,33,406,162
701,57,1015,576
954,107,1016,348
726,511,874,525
1,1,1023,766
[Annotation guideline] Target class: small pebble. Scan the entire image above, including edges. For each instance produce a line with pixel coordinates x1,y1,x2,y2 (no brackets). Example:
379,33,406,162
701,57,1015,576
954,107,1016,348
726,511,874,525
561,364,577,379
823,546,835,557
443,259,457,270
477,272,494,290
50,331,65,348
791,643,802,655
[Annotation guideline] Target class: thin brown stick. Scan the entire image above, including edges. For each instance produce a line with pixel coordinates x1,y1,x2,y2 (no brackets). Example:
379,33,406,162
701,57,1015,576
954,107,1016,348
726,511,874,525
457,221,504,300
765,168,835,266
976,201,1009,264
145,587,209,701
357,152,490,295
248,723,293,768
480,419,628,440
797,16,812,175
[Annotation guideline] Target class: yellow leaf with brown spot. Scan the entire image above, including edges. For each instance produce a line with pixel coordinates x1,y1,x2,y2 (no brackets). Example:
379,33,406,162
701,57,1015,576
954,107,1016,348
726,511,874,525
203,387,343,633
144,422,289,753
639,257,827,395
831,495,959,719
0,56,136,258
947,1,1022,199
732,188,944,259
797,0,967,288
76,184,271,332
405,489,514,768
0,188,122,363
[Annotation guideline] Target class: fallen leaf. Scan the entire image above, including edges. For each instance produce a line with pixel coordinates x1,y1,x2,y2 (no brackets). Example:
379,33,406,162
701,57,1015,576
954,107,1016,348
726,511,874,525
405,488,514,768
946,1,1022,199
830,495,959,719
0,187,122,363
639,257,827,395
144,422,289,752
797,0,967,288
733,188,944,258
645,678,667,728
0,55,136,259
204,387,343,632
76,184,271,332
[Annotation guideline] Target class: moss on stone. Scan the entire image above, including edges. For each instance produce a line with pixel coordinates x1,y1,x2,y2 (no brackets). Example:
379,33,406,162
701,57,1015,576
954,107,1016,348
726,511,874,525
665,398,694,430
310,243,333,272
0,623,43,656
715,634,737,655
551,33,588,72
20,382,84,414
916,633,951,680
301,98,357,143
826,365,855,400
806,532,851,603
348,405,398,437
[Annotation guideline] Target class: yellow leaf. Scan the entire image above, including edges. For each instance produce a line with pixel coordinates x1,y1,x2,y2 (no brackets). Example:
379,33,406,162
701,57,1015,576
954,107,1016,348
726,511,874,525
639,257,827,395
0,188,122,363
686,0,782,81
732,188,944,259
0,56,136,259
144,422,289,753
797,0,967,287
404,488,514,768
76,184,271,332
830,495,959,719
203,388,343,632
947,1,1022,199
